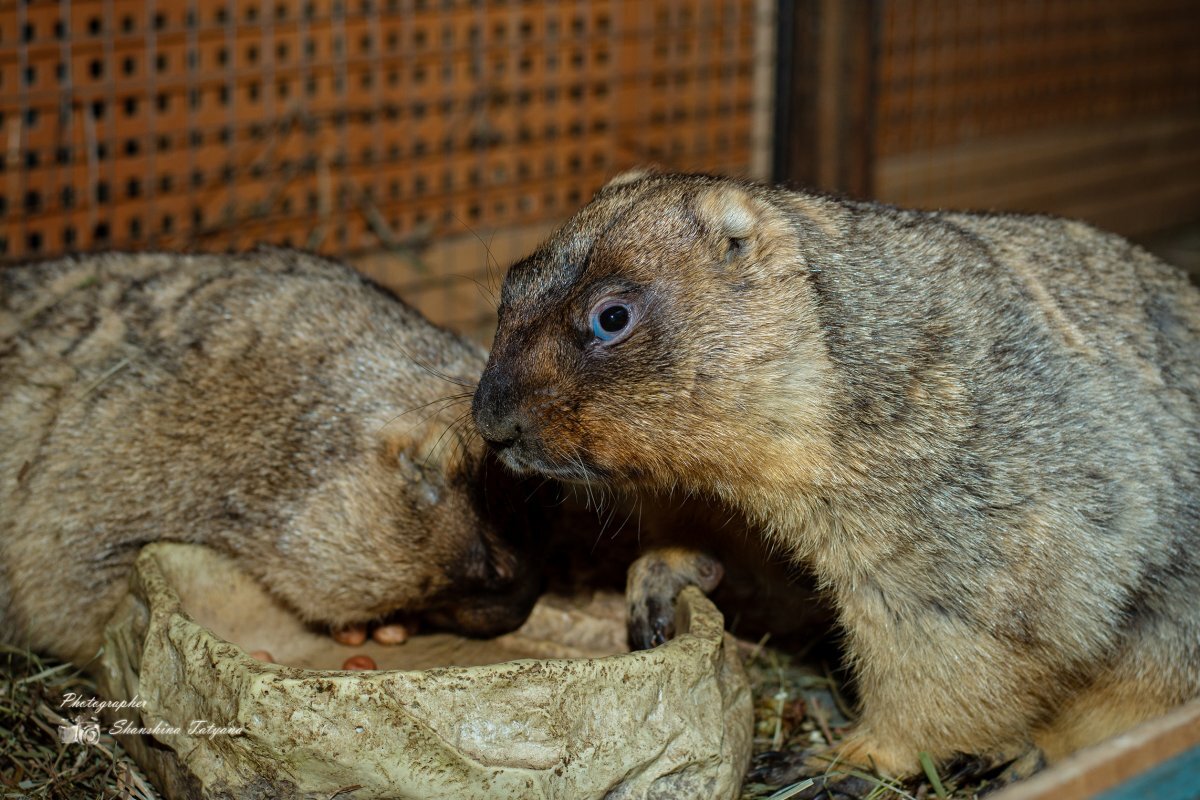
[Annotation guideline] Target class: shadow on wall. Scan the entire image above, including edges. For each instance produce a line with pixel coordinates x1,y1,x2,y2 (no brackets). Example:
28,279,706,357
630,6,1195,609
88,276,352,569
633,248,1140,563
1139,223,1200,285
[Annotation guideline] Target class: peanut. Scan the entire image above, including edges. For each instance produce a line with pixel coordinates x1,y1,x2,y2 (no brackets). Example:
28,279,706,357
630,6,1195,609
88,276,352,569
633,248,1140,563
342,655,377,671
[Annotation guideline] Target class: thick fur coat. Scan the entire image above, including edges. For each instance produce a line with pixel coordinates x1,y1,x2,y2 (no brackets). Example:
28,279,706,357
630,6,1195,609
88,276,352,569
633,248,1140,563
2,249,537,665
473,171,1200,780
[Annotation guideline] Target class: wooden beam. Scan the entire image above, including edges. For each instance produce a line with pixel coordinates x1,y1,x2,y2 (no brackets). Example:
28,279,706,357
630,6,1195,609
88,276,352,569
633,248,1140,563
874,113,1200,235
773,0,878,198
991,701,1200,800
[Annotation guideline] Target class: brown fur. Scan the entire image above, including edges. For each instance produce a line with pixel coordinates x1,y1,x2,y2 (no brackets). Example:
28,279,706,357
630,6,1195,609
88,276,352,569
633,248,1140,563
1,249,538,666
473,171,1200,780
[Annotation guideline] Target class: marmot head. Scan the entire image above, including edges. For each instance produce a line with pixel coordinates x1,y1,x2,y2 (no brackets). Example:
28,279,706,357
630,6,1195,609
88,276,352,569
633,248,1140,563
473,172,841,495
280,419,543,639
200,262,545,640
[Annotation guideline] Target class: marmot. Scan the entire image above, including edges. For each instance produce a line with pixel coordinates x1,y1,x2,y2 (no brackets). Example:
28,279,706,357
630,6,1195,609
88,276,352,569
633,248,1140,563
472,171,1200,787
1,249,538,666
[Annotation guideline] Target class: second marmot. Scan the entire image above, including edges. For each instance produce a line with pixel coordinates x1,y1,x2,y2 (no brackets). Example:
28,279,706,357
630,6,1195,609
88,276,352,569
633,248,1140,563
473,171,1200,787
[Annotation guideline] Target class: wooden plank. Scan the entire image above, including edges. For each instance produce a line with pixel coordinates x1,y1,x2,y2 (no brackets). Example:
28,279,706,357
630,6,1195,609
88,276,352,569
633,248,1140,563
880,130,1200,214
882,0,1197,49
878,117,1200,193
990,700,1200,800
874,114,1200,234
880,12,1193,80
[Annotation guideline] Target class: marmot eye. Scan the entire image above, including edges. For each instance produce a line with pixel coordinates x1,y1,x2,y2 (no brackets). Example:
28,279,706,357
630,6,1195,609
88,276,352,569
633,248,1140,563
599,305,629,333
589,300,634,343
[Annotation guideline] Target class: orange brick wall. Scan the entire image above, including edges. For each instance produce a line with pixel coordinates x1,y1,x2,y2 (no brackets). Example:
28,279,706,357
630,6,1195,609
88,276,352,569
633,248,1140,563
1,0,765,263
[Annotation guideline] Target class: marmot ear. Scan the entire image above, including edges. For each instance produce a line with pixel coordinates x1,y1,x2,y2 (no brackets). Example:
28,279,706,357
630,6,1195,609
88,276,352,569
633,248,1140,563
599,167,658,192
381,438,446,505
381,434,447,484
695,186,762,262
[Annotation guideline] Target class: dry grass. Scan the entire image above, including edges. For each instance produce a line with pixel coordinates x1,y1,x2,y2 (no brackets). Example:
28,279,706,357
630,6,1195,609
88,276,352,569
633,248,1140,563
0,646,157,800
738,639,999,800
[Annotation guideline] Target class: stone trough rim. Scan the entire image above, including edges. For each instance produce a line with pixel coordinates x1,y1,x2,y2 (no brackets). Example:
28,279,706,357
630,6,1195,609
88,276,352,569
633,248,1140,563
97,542,754,800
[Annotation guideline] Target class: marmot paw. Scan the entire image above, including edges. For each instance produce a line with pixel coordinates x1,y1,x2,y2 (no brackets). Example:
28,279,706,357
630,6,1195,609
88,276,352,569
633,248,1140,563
626,547,724,650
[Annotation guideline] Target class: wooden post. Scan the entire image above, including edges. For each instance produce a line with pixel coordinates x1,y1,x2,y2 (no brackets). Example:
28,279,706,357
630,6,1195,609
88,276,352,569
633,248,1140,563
773,0,878,198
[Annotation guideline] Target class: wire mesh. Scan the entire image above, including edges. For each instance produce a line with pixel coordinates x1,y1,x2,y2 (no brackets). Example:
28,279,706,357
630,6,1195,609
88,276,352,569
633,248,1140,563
0,0,767,263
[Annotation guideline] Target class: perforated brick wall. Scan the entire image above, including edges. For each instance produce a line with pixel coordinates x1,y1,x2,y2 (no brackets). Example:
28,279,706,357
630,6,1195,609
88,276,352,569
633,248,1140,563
0,0,767,263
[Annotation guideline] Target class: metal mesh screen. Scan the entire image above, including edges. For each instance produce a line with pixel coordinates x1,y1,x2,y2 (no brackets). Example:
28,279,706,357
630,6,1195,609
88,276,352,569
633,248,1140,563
1,0,768,264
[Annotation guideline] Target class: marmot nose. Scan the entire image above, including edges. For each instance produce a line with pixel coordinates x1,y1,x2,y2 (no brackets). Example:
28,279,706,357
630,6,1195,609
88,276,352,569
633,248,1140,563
472,369,524,448
476,409,522,448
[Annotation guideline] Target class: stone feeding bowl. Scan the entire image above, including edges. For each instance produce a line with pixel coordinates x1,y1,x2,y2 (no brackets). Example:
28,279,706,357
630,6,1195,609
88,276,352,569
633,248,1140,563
96,543,753,799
